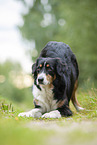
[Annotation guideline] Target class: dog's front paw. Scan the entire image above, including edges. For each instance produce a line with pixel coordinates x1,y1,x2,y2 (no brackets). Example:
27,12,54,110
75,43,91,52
18,112,32,117
18,109,42,118
42,110,61,118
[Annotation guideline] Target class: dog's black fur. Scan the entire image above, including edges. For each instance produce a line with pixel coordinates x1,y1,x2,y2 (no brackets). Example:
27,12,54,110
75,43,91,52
32,41,79,117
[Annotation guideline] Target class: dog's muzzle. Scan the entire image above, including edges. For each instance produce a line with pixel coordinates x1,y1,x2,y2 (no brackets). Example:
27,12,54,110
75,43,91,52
37,72,49,85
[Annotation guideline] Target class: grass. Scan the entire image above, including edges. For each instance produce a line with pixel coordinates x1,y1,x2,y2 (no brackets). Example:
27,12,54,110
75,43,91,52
0,88,97,145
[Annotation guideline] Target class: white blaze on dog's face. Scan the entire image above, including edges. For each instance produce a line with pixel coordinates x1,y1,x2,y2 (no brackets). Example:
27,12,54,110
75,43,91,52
36,60,56,86
37,72,50,85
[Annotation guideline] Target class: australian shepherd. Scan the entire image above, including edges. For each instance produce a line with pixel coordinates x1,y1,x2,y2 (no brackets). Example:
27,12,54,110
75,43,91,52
18,41,83,118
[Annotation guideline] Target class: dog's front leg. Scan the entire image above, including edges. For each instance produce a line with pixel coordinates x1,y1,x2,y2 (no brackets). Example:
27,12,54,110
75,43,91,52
18,108,42,118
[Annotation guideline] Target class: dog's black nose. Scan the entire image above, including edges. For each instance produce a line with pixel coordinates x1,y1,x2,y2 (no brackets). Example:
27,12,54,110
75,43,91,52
38,77,44,84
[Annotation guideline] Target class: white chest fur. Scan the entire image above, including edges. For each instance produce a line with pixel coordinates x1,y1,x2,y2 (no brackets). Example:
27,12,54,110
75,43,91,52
32,84,57,113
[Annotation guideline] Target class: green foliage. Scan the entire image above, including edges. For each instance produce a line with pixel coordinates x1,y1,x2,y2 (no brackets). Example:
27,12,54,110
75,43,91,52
1,102,13,112
0,61,32,103
18,0,97,86
0,60,21,77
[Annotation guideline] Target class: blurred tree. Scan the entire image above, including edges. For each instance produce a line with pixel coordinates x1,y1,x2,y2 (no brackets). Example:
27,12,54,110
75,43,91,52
18,0,97,87
0,61,32,102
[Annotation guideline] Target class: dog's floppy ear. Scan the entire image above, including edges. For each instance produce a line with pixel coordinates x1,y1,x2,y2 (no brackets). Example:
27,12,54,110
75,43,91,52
32,63,37,74
56,58,67,76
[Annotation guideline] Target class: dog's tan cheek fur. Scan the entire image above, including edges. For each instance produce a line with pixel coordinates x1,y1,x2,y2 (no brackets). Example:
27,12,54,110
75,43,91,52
54,74,56,80
46,75,53,84
34,99,39,106
46,74,56,83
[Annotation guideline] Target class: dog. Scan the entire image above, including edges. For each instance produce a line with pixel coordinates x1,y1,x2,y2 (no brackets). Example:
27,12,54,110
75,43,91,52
18,41,84,118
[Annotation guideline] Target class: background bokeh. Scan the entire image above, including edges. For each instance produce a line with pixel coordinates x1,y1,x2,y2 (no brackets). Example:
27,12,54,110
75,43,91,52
0,0,97,103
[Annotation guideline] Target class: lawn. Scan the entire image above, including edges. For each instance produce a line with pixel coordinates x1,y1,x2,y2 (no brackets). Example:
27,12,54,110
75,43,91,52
0,88,97,145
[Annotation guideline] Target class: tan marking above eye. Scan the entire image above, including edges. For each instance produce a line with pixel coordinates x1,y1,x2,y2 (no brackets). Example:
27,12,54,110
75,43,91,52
46,64,50,67
39,64,42,67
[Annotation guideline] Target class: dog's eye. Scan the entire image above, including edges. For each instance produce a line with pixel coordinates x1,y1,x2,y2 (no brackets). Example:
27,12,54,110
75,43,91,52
46,64,50,67
37,65,43,73
39,64,42,68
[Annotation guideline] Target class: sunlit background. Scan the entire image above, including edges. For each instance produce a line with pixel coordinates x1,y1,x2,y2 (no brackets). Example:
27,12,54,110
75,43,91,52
0,0,34,103
0,0,97,104
0,0,32,72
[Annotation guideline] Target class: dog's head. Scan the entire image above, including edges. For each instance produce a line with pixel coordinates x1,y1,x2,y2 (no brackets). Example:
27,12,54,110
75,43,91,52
32,57,67,86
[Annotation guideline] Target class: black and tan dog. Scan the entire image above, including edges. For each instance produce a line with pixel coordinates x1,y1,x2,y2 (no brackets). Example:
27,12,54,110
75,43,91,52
18,41,84,118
